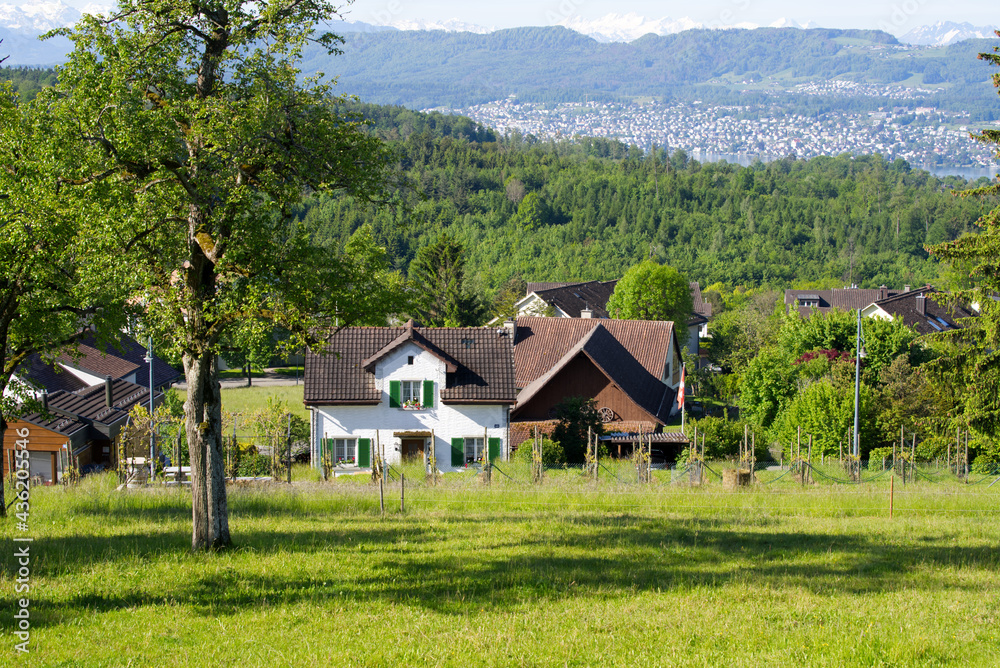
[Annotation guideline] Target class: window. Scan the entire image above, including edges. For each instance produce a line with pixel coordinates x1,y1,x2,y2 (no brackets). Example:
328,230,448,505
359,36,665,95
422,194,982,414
407,355,414,365
389,379,433,409
334,438,356,464
401,380,421,407
464,437,484,464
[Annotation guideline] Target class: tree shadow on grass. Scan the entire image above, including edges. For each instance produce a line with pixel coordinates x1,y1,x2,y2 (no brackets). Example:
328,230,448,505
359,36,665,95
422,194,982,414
9,510,1000,629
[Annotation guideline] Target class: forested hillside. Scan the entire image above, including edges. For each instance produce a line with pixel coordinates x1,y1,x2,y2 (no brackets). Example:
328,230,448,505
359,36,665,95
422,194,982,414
301,102,987,294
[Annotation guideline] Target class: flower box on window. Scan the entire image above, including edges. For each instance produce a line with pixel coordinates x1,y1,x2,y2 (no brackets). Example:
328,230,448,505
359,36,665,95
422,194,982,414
402,400,423,411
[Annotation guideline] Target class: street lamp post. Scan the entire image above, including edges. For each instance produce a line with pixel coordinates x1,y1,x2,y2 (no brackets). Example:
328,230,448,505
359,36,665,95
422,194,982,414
144,337,155,482
852,309,866,475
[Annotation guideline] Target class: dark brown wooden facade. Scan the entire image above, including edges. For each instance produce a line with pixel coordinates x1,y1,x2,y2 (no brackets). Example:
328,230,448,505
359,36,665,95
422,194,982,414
512,354,660,426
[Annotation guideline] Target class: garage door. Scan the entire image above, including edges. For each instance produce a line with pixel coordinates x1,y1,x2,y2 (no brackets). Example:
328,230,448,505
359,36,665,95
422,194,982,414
29,451,53,483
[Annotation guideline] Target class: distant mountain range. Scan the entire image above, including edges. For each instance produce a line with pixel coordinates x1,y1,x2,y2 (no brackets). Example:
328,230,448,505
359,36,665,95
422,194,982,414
899,21,998,47
1,2,996,67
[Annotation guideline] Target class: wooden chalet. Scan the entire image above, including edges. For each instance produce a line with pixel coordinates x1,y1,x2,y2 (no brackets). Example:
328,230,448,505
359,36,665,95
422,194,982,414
510,316,683,458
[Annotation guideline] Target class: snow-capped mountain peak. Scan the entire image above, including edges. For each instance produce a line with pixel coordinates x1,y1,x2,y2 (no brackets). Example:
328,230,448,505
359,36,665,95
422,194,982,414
558,12,703,42
375,18,490,34
769,18,818,29
899,21,998,46
0,0,79,31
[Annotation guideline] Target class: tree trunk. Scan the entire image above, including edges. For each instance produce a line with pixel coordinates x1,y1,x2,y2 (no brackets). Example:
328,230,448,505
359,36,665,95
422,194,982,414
245,363,252,387
183,350,230,550
0,414,6,518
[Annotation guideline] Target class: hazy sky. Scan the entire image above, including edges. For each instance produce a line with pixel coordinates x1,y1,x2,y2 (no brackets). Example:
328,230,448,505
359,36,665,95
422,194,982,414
343,0,996,35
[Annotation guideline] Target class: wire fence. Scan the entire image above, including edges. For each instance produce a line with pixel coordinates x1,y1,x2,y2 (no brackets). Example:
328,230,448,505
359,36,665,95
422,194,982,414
271,456,997,520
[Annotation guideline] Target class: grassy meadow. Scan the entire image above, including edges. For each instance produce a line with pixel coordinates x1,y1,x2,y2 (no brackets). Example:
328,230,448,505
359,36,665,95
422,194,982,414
3,472,1000,667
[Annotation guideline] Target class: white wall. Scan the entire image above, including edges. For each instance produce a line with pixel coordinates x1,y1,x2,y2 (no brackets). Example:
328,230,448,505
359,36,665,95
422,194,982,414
310,341,509,472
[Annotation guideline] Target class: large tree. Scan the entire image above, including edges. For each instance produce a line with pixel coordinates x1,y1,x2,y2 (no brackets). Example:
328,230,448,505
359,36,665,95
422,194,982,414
607,260,693,342
46,0,406,549
926,34,1000,462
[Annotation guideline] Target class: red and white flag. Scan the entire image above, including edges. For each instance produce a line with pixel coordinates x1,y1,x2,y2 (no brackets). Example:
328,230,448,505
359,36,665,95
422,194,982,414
677,364,686,410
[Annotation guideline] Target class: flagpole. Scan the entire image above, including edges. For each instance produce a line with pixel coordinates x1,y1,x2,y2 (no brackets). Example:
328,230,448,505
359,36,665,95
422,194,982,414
679,363,686,434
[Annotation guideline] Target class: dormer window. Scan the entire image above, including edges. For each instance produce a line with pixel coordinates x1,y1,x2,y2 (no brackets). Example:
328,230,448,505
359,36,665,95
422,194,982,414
799,294,821,308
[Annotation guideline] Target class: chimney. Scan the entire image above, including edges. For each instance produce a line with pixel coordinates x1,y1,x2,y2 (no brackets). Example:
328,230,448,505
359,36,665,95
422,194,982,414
879,285,887,300
915,294,926,316
41,391,48,412
105,375,113,407
503,319,516,340
581,307,593,319
904,285,911,293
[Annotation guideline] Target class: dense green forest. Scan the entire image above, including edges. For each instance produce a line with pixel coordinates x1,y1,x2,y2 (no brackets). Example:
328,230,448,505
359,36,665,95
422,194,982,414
315,27,999,117
301,102,989,294
0,66,57,101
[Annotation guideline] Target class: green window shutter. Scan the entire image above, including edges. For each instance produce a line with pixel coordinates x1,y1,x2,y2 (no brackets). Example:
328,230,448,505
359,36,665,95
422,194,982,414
388,380,401,408
423,379,434,408
488,438,501,462
358,438,371,468
451,438,464,467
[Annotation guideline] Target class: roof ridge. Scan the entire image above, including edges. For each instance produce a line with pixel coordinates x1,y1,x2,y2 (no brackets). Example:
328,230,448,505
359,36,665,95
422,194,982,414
875,286,935,304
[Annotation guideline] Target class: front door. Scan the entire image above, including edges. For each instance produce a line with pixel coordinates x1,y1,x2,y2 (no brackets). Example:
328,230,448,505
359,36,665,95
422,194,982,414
401,438,425,461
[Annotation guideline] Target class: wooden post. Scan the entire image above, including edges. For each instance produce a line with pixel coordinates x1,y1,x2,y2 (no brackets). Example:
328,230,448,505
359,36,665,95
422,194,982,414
889,474,894,519
592,430,597,482
964,430,969,483
588,425,593,479
743,423,748,464
400,473,405,513
286,414,293,485
807,434,813,484
379,462,385,516
911,433,916,484
430,428,436,486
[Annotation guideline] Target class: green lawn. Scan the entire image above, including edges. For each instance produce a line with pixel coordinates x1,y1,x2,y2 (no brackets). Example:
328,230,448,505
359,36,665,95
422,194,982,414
3,474,1000,666
174,385,308,429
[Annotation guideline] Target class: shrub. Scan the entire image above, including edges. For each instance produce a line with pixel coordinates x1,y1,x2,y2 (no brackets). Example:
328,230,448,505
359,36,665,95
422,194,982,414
513,438,565,466
687,416,766,460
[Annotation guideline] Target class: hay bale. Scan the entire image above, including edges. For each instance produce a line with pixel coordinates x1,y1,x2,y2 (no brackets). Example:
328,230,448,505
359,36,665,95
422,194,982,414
723,468,754,488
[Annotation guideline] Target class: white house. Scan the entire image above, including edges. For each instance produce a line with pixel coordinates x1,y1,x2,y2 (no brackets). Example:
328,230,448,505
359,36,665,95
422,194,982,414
304,320,517,472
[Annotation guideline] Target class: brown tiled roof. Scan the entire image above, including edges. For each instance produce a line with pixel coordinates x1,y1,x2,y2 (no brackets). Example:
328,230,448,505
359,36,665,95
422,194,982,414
57,343,140,379
71,332,181,389
18,332,181,393
509,420,559,449
305,323,517,405
513,316,677,388
527,280,709,322
531,280,618,318
690,282,713,318
15,355,90,394
514,324,675,424
785,287,903,317
870,288,975,335
526,282,573,293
